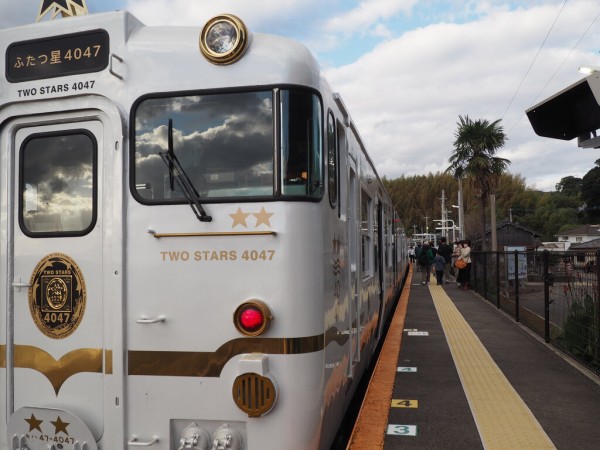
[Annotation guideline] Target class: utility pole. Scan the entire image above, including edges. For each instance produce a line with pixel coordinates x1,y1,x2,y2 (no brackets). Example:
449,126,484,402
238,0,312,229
491,194,497,251
458,178,464,240
440,190,446,239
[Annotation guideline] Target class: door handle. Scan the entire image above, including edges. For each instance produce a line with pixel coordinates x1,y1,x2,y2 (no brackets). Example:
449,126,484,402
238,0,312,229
12,280,32,292
136,315,166,324
128,435,159,446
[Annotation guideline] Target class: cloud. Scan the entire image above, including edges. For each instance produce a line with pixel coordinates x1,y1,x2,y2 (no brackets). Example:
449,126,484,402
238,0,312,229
324,0,418,34
325,1,600,190
2,0,599,193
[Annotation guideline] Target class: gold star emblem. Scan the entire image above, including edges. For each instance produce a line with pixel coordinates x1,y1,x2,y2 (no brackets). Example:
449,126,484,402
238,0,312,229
25,414,43,433
37,0,88,22
253,207,274,228
51,416,70,435
229,207,251,228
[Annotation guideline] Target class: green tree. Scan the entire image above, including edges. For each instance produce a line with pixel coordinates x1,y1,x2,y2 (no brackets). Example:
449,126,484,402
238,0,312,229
555,176,582,196
447,115,510,250
581,159,600,222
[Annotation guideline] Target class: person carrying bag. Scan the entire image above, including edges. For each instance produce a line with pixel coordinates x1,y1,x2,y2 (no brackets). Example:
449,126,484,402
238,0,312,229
456,240,472,290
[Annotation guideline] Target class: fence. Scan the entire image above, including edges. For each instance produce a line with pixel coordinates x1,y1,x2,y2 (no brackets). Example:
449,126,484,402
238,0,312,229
470,249,600,375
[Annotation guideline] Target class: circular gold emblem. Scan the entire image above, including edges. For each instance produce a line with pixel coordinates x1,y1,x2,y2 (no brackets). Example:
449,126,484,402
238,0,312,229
29,253,87,339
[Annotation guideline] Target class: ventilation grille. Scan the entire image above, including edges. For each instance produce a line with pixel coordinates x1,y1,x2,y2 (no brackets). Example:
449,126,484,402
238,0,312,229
232,373,276,417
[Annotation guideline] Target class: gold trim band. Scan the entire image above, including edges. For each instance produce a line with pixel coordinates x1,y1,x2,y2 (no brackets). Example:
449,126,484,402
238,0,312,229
0,329,346,387
149,230,277,238
129,334,325,377
2,345,104,394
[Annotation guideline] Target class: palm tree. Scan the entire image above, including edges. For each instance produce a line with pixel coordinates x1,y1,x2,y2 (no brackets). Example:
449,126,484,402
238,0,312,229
447,115,510,250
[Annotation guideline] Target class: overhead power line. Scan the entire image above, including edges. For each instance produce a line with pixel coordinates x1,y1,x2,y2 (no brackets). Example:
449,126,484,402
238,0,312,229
501,0,568,121
507,4,600,134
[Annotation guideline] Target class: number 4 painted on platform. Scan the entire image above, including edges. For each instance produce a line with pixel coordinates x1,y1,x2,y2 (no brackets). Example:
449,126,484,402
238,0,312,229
391,399,418,408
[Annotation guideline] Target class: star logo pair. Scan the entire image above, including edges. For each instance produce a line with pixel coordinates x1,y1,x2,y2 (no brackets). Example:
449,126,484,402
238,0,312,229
37,0,89,21
229,207,274,229
25,413,70,435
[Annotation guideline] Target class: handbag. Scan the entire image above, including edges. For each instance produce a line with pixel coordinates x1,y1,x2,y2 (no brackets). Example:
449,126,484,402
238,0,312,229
455,259,467,269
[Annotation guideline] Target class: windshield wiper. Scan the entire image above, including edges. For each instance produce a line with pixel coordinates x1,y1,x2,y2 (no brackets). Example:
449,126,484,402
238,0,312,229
160,119,212,222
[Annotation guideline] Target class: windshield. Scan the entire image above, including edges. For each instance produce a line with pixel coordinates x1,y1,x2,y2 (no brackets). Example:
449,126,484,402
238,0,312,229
133,89,323,203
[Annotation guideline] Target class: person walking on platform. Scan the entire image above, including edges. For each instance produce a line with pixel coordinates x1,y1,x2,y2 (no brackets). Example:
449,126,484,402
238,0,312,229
408,245,415,265
414,242,423,272
451,241,461,281
437,237,453,284
433,252,446,285
456,240,472,290
417,242,433,284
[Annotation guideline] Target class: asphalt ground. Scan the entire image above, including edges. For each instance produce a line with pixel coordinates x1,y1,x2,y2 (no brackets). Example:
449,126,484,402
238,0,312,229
349,265,600,449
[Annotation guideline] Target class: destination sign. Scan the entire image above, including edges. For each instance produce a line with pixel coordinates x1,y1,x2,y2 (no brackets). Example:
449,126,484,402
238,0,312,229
6,29,109,82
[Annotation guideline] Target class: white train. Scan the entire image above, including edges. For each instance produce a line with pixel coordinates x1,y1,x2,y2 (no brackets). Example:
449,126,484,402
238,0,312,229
0,8,409,450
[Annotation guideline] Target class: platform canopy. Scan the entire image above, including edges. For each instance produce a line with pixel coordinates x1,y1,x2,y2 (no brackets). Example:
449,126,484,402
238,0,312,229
526,74,600,148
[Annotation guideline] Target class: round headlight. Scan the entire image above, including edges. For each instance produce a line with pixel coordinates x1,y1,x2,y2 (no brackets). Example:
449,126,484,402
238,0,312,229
200,14,249,65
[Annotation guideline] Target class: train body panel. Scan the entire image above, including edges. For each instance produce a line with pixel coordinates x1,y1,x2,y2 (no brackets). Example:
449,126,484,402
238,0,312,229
0,9,408,450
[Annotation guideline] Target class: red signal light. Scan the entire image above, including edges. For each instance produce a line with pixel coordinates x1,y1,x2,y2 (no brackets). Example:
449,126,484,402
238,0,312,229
240,307,264,332
234,300,272,336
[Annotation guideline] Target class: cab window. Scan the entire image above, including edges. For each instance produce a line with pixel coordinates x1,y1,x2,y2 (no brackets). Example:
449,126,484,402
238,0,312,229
20,131,97,236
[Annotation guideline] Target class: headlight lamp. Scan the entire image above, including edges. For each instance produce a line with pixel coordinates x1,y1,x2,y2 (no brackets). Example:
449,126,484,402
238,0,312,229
200,14,249,65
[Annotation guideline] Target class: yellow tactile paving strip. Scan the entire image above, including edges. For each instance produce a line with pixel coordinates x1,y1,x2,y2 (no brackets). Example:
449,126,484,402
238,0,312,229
429,284,556,450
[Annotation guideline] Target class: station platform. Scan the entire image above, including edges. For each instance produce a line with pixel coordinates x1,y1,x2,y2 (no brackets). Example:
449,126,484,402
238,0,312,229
347,265,600,449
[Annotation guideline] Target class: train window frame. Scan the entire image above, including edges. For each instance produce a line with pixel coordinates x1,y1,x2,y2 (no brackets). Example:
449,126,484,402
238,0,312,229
279,89,324,198
361,187,372,277
130,86,325,205
327,110,338,209
18,129,98,238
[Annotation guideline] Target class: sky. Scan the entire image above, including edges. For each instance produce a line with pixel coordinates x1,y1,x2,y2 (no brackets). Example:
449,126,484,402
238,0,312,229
4,1,600,192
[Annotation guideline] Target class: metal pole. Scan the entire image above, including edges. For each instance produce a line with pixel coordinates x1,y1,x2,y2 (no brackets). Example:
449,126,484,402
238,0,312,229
490,194,497,252
483,251,488,300
458,178,464,240
496,251,500,309
596,250,600,360
514,250,520,322
543,250,550,343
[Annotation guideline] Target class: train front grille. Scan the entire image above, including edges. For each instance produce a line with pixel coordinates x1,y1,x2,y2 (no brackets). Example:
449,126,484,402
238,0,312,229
232,373,276,417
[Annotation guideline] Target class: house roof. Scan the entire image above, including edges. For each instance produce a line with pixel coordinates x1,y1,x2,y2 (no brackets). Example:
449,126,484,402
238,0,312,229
543,242,565,249
484,220,542,237
555,224,600,237
569,237,600,250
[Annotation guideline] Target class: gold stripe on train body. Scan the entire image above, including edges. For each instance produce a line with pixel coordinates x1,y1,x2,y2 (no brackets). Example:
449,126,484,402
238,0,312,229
148,230,277,238
128,332,340,377
0,329,345,388
9,345,105,394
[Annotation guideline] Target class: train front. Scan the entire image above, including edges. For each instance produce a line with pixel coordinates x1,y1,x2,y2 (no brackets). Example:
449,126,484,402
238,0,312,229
124,13,341,450
0,8,347,450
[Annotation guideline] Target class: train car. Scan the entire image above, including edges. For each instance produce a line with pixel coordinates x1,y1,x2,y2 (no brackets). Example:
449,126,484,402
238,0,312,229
0,6,408,450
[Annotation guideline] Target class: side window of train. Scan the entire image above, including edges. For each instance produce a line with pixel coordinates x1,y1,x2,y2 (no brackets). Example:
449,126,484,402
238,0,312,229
361,189,372,276
20,131,97,237
327,110,338,209
280,90,323,198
